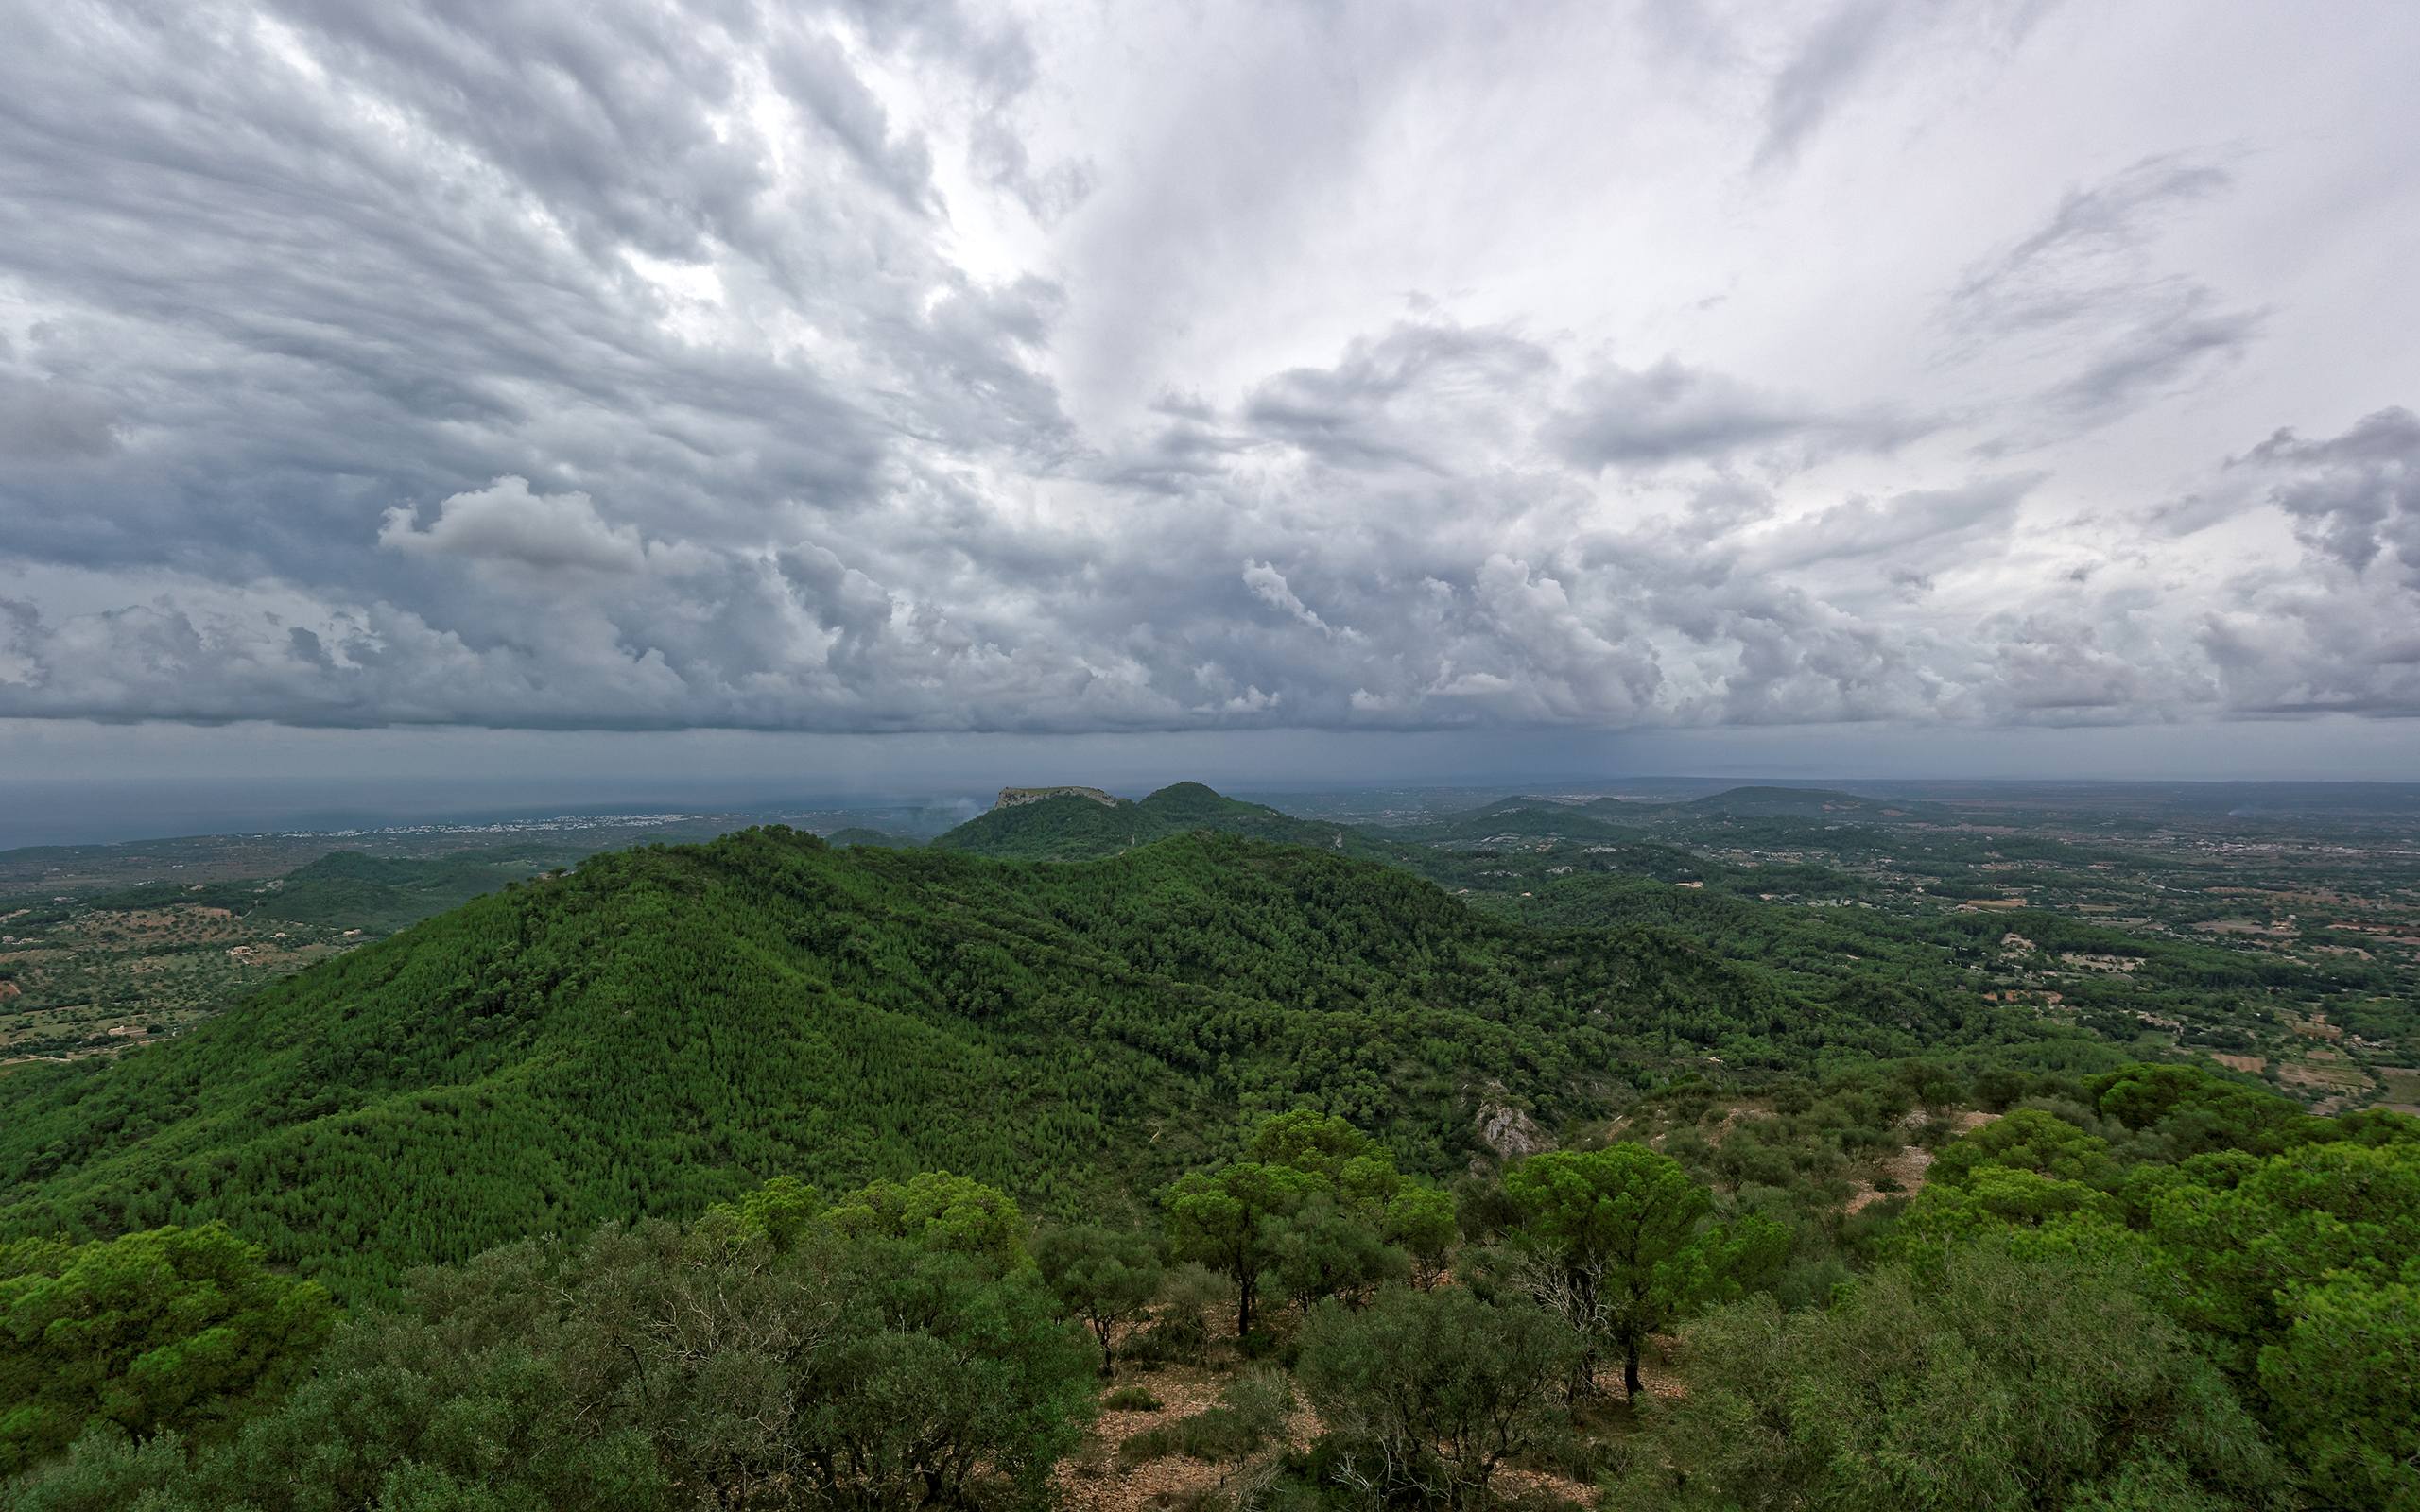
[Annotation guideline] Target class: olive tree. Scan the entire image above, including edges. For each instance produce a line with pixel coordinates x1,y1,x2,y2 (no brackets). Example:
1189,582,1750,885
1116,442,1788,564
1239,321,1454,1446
1298,1286,1580,1511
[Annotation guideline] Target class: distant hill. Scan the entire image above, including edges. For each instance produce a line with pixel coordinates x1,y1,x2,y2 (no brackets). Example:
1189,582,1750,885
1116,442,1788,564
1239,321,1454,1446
43,846,569,936
930,781,1376,861
0,826,1834,1298
1391,798,1642,847
1682,786,1943,821
821,827,904,848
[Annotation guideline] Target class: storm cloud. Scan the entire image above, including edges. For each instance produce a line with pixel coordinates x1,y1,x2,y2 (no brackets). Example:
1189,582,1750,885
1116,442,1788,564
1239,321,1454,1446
1,0,2416,743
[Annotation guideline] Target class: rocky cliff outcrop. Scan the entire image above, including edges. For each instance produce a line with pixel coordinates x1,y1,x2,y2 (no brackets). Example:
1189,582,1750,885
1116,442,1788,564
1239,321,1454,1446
994,785,1126,810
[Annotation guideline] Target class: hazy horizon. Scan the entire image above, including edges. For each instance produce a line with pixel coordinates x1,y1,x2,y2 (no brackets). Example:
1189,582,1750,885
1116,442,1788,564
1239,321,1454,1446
4,3,2416,802
10,725,2420,850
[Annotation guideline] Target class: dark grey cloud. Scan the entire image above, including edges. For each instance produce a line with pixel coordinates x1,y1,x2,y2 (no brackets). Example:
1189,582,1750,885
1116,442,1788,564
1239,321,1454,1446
2246,406,2420,582
1945,150,2264,432
1979,613,2178,715
2190,409,2420,715
1735,474,2041,574
2041,296,2261,421
1547,357,1932,470
1240,324,1555,474
0,375,118,460
0,0,2411,749
1948,153,2236,335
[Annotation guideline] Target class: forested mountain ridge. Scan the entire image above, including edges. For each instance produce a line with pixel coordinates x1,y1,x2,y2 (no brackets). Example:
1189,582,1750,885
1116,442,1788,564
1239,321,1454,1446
0,825,1886,1298
931,782,1388,861
8,807,2409,1509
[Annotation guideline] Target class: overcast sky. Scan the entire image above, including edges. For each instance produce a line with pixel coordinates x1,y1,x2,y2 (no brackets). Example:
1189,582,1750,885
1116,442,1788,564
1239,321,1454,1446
3,0,2417,802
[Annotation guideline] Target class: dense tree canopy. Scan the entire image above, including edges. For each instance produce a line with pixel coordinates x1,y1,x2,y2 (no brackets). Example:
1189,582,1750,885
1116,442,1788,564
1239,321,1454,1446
6,1180,1096,1512
2,790,2411,1511
1630,1242,2289,1512
0,828,1867,1299
0,1225,330,1475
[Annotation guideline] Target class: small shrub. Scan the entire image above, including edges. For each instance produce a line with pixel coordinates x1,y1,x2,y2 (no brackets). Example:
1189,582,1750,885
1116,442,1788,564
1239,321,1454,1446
1068,1437,1114,1481
1125,1263,1228,1366
1119,1367,1294,1466
1219,1366,1295,1434
1296,1287,1580,1512
1124,1312,1211,1366
1104,1385,1164,1412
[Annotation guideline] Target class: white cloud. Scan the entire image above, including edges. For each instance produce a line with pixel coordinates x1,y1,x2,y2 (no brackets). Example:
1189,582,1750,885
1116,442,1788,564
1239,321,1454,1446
379,477,649,574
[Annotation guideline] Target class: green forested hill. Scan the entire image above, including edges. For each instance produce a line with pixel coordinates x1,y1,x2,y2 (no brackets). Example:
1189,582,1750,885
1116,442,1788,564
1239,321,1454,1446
931,782,1382,861
0,826,1889,1298
1676,785,1945,821
43,845,574,936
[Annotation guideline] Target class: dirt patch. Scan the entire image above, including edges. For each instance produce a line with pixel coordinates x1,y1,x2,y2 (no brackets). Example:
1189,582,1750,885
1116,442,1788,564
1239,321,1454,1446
2207,1052,2267,1075
1846,1145,1933,1214
2279,1058,2371,1094
1053,1364,1323,1512
2058,953,2141,972
1708,1102,1773,1144
2195,919,2296,938
1842,1111,1996,1214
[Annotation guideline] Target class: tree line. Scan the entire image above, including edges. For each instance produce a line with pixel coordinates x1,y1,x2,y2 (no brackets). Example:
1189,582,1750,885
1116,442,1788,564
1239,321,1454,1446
9,1067,2413,1509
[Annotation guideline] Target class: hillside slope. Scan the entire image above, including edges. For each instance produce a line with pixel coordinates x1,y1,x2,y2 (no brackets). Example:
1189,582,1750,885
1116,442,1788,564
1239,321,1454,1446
931,781,1381,861
0,828,1827,1297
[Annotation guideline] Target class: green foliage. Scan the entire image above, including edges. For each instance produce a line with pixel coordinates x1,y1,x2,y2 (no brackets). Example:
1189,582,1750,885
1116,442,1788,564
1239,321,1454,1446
1628,1242,2288,1512
7,1212,1098,1510
823,1171,1028,1268
2,1425,206,1512
1035,1225,1163,1377
1120,1263,1228,1369
1379,1186,1457,1287
2083,1063,2313,1159
1896,1166,2121,1251
1930,1108,2122,1191
248,850,570,935
1242,1110,1375,1179
2255,1268,2420,1511
1502,1143,1781,1400
0,1224,331,1475
1163,1110,1426,1338
710,1174,823,1253
931,784,1377,864
0,827,1806,1299
2147,1138,2420,1377
1842,1065,2420,1507
1165,1160,1322,1339
1296,1286,1581,1512
1100,1385,1162,1413
1264,1198,1407,1314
